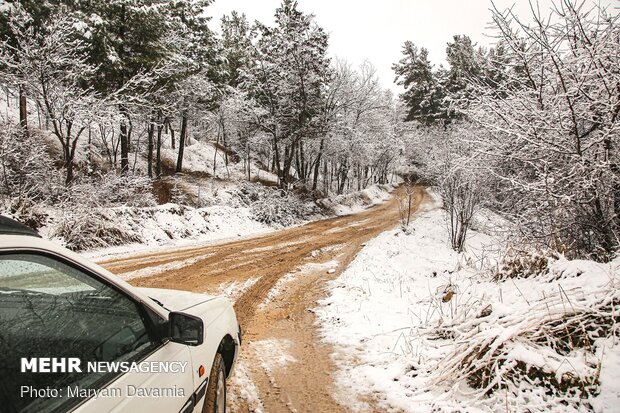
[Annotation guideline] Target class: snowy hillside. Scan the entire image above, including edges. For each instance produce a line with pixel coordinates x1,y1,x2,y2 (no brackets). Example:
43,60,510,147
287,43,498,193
31,179,395,255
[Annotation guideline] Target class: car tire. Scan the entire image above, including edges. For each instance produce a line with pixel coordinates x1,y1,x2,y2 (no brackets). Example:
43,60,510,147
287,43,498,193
203,353,226,413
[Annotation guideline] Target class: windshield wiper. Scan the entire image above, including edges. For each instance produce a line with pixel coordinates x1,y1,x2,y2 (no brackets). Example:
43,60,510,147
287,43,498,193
149,296,166,308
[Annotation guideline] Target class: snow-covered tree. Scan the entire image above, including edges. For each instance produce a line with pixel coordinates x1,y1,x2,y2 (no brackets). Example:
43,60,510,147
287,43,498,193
466,0,620,259
393,41,446,124
0,14,104,185
245,0,331,188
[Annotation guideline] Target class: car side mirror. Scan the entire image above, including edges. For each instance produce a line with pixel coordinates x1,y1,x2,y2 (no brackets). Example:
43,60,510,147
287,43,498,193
169,312,204,346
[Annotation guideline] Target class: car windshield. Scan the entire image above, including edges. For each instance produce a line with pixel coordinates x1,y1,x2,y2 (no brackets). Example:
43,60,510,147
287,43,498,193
0,253,158,413
0,255,99,295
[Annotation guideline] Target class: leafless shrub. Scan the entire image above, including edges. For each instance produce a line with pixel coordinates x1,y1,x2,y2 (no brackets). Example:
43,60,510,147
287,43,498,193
440,170,483,252
0,121,61,203
62,171,156,208
493,247,559,281
51,208,142,251
466,1,620,260
397,179,418,232
251,190,317,226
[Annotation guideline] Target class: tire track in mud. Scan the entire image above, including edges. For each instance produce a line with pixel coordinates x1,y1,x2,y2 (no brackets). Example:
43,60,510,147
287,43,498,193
99,186,430,412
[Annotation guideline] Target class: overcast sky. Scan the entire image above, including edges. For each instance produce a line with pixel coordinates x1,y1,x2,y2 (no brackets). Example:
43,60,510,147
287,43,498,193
206,0,617,92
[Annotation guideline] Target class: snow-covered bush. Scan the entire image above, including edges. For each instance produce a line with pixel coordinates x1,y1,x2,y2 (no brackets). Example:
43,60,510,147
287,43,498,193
234,181,274,206
63,172,156,208
51,208,142,251
251,190,317,226
316,183,392,215
229,181,321,226
435,286,617,406
464,2,620,260
0,121,61,203
493,247,559,281
426,254,620,411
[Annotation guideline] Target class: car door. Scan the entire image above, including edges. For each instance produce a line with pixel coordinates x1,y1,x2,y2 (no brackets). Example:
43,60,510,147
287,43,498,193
76,342,195,413
0,251,194,413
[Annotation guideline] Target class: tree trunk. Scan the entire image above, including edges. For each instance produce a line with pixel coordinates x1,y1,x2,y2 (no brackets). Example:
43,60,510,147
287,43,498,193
312,139,324,191
213,130,220,177
337,161,349,194
281,139,298,189
299,141,306,182
295,146,302,183
168,118,176,149
247,143,251,181
176,113,187,173
62,123,75,186
19,86,27,132
323,160,329,194
147,120,154,178
119,107,130,175
221,120,229,166
272,138,282,185
155,120,163,178
64,145,73,186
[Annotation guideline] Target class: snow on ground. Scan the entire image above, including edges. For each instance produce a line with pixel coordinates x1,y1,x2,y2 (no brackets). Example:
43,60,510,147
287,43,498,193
76,203,274,261
317,203,620,412
80,184,393,262
317,183,396,216
217,277,261,303
114,253,214,281
260,259,340,309
592,337,620,412
229,339,297,412
228,358,265,413
252,339,298,372
161,139,278,184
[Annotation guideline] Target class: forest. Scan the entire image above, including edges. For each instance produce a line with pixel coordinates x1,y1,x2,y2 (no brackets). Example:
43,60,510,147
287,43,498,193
1,1,619,411
0,0,618,261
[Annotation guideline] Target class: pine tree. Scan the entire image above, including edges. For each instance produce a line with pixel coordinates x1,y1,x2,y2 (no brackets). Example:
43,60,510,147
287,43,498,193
221,11,254,88
393,41,447,124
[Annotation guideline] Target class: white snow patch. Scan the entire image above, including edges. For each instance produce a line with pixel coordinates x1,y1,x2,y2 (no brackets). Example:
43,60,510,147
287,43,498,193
228,358,265,413
217,277,260,303
81,204,274,261
317,184,395,216
260,260,340,309
114,253,213,280
592,337,620,412
252,339,298,372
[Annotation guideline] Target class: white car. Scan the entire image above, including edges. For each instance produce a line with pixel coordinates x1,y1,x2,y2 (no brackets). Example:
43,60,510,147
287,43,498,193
0,216,241,413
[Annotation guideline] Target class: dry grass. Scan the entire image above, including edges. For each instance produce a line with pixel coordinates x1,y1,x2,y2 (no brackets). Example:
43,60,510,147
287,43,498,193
493,247,559,281
433,289,618,404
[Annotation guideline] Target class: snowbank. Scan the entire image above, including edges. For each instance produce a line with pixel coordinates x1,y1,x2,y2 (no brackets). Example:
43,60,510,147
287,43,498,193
317,207,619,412
44,202,273,255
317,183,395,216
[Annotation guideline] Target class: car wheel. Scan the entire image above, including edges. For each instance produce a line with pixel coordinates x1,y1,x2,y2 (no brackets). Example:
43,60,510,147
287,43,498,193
203,353,226,413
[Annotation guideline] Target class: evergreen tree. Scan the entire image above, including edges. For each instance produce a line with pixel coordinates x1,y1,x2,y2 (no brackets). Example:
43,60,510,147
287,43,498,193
221,11,254,88
392,41,446,124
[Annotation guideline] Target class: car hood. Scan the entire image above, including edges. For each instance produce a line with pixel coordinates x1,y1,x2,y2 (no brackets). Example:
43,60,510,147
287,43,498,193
138,287,217,312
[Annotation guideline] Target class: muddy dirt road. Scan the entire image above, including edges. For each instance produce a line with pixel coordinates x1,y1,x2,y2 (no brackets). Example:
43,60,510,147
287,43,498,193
99,187,428,412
